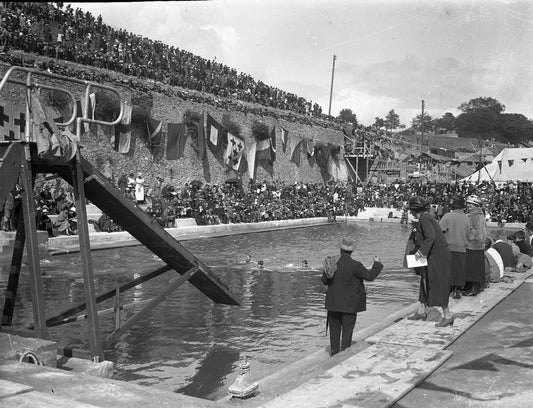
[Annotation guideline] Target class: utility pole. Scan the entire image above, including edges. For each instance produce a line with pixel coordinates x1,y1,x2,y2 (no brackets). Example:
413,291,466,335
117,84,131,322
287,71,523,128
420,99,425,154
328,55,337,116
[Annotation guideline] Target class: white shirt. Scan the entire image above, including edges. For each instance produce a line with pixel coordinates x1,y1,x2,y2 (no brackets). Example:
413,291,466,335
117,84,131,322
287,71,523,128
486,247,504,278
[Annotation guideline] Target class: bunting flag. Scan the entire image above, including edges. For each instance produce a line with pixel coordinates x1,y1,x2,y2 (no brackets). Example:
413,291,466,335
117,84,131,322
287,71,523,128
246,142,257,181
89,92,96,120
289,135,303,166
0,104,25,141
306,140,315,158
166,123,187,160
270,126,277,162
193,112,206,159
280,127,288,153
224,132,245,170
314,143,333,172
256,138,272,164
146,117,163,139
206,113,223,153
113,100,132,153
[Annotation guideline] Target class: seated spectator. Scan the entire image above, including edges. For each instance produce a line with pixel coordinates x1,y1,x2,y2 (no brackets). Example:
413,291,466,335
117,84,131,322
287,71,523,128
484,238,504,283
509,237,532,273
492,235,517,270
514,230,532,256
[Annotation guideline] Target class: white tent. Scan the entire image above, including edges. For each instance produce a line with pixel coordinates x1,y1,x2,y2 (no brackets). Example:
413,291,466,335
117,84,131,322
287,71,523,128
461,148,533,183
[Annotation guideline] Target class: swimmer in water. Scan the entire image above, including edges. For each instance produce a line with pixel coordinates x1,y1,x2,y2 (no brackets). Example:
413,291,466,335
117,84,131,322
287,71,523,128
302,260,309,269
245,253,253,263
257,260,264,270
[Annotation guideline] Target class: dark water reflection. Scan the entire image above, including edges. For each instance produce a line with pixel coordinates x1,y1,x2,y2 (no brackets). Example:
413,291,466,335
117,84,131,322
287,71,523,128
1,222,422,400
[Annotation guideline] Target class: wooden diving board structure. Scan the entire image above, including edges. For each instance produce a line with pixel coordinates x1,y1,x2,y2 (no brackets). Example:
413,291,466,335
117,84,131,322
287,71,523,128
33,153,239,306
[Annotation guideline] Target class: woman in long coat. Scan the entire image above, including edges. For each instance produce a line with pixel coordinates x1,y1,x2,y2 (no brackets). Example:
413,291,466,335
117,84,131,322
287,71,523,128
406,196,454,327
464,194,486,296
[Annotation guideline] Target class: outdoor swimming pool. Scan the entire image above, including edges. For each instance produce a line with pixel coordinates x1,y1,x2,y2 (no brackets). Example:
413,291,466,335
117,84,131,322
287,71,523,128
1,221,420,399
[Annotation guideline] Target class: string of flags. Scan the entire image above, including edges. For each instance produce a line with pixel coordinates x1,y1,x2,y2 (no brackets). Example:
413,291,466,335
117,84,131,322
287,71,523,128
0,100,341,179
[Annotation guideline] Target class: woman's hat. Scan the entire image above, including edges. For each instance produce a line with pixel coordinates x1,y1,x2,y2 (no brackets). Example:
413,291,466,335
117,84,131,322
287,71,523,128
465,195,481,206
407,196,429,211
449,194,465,209
340,238,354,251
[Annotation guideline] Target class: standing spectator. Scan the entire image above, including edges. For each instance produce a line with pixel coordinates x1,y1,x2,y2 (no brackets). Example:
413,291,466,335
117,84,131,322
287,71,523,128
405,196,454,327
134,172,145,203
117,173,128,195
464,195,487,296
321,238,383,356
439,194,469,299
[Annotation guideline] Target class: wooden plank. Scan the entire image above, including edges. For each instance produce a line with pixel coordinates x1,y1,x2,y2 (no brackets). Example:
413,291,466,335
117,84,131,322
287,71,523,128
69,157,238,305
261,343,452,408
0,378,32,398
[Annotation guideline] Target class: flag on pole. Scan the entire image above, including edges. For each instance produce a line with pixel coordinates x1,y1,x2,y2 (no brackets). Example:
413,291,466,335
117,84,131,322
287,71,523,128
114,100,132,153
280,127,288,153
146,117,163,139
206,113,223,153
224,132,245,170
166,123,187,160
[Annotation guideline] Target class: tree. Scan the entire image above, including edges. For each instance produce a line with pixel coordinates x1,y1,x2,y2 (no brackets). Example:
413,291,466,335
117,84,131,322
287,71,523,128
435,112,456,133
384,109,401,135
455,110,499,138
373,117,385,129
411,112,434,132
338,108,358,125
458,97,505,115
497,113,533,144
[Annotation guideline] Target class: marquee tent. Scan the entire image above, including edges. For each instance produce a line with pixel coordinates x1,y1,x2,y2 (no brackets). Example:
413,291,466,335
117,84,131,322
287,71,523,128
461,148,533,183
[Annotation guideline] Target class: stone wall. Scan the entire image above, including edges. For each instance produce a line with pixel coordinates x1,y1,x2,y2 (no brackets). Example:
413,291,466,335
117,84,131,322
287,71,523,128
0,62,348,188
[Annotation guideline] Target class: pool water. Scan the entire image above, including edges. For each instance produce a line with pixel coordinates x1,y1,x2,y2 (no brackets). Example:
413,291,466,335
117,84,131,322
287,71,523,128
1,221,420,399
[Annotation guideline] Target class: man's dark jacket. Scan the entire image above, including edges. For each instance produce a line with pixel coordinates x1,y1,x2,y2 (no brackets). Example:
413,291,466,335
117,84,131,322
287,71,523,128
322,253,383,313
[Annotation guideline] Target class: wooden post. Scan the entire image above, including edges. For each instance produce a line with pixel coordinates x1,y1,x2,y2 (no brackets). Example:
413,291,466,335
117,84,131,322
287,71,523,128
70,152,102,361
1,212,25,327
19,156,49,339
114,287,120,330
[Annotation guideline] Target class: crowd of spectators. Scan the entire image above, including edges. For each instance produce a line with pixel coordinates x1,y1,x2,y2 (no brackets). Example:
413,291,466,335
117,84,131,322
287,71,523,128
0,2,339,126
2,176,532,236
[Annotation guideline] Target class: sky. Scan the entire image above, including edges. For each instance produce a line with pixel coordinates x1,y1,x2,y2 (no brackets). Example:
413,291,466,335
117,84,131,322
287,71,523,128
68,0,533,126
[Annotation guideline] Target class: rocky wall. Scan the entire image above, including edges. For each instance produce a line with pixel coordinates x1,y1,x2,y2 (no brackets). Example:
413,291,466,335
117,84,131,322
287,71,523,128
0,62,348,189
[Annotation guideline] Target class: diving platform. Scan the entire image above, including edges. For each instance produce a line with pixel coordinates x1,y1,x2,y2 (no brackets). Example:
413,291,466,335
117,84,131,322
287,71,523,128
0,66,239,363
